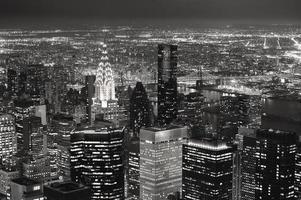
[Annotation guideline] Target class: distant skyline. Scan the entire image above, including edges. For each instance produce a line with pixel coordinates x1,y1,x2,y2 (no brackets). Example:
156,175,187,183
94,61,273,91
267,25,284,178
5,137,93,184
0,0,301,27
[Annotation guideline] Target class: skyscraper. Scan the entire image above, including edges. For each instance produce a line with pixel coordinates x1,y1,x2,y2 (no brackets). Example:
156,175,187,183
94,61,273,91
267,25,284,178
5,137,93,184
70,121,124,200
128,137,140,200
240,128,297,200
92,43,120,124
84,75,96,124
182,139,234,200
140,125,187,200
157,44,178,126
93,43,116,107
130,82,151,136
0,114,17,166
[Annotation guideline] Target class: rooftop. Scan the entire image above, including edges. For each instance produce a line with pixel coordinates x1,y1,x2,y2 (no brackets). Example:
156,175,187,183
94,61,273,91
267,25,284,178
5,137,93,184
188,138,232,151
11,177,40,186
46,182,88,193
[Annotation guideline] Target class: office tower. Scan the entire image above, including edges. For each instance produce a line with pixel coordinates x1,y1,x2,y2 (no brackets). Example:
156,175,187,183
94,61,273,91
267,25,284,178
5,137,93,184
128,137,140,200
44,181,91,200
10,177,43,200
296,138,301,199
51,114,75,181
240,128,297,200
219,92,250,136
140,125,187,200
130,82,151,136
157,44,178,126
92,43,120,125
23,64,47,104
93,43,116,106
22,116,44,154
6,69,18,97
84,75,96,124
13,98,35,153
0,114,17,166
178,91,204,130
182,139,234,200
35,105,47,126
70,121,124,200
23,156,51,182
0,166,19,197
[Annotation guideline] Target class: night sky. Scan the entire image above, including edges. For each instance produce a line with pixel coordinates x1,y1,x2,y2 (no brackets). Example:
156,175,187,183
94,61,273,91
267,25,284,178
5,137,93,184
0,0,301,25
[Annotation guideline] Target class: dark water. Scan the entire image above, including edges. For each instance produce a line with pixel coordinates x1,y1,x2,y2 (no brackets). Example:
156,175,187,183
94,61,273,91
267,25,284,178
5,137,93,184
262,98,301,135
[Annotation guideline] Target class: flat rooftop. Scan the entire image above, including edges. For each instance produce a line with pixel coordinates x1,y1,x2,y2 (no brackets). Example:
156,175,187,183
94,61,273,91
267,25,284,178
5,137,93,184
46,182,88,193
11,177,40,186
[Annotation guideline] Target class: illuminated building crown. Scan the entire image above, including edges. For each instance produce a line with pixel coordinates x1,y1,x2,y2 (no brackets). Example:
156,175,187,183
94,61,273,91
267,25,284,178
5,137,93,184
94,42,116,107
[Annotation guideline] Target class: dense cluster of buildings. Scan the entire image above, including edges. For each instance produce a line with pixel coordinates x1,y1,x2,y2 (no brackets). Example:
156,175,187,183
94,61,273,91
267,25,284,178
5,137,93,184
0,38,300,200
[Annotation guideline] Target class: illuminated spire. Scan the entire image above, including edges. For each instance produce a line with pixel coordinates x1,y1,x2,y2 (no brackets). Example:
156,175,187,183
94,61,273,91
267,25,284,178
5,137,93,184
94,42,116,107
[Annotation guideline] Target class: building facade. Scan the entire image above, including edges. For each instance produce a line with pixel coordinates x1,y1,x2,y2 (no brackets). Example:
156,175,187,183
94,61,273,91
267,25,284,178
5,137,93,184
182,139,234,200
70,122,124,200
140,126,187,200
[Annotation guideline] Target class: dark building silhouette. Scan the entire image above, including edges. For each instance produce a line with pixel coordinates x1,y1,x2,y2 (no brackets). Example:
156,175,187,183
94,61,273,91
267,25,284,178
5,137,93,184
24,64,47,104
44,181,91,200
240,128,297,200
182,139,234,200
70,121,124,200
130,82,151,136
7,68,18,97
219,92,250,137
157,44,178,126
128,137,140,200
84,75,96,124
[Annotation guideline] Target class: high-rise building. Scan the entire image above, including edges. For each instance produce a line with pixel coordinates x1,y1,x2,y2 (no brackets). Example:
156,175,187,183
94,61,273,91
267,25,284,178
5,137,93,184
6,69,18,98
182,139,234,200
157,44,178,126
23,64,47,105
93,43,116,107
128,137,140,200
140,125,187,200
219,92,250,137
0,114,17,166
0,166,19,197
84,75,96,124
10,177,44,200
51,114,75,181
13,98,35,153
240,128,297,200
23,156,51,182
70,121,124,200
91,43,120,125
44,181,91,200
130,82,151,136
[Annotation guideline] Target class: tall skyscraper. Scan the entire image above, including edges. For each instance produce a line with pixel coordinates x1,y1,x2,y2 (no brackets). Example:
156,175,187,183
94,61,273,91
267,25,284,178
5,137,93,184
182,139,234,200
157,44,178,126
0,114,17,166
51,114,75,181
240,128,297,200
130,82,151,136
140,125,187,200
128,137,140,200
84,75,96,124
91,43,120,125
70,121,124,200
93,43,116,107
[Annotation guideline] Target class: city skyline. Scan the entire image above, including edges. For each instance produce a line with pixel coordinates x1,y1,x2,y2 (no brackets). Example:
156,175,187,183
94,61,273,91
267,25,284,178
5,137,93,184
0,1,301,200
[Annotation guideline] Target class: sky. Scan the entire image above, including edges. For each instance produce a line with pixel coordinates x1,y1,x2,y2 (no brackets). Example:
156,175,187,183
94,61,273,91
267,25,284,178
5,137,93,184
0,0,301,26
